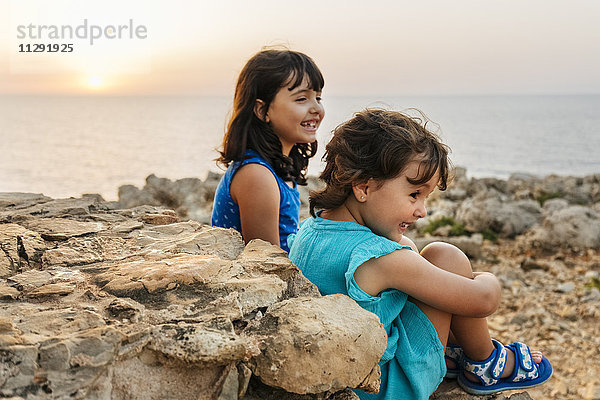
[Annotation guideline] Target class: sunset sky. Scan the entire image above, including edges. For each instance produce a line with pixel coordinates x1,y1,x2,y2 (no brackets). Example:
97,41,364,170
1,0,599,96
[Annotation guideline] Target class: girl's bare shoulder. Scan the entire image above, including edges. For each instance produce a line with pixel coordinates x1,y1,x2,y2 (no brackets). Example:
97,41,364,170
230,163,278,201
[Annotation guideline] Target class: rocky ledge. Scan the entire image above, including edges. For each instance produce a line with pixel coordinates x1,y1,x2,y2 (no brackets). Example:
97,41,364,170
0,193,386,399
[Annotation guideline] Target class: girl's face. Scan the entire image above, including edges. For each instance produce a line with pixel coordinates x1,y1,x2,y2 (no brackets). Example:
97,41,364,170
263,76,324,155
357,159,438,242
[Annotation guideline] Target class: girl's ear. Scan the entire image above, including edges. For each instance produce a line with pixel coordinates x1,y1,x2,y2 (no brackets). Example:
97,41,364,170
254,99,270,123
352,181,369,203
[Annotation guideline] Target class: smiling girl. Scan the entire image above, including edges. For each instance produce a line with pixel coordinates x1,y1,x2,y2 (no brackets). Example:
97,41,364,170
288,109,552,399
211,49,325,252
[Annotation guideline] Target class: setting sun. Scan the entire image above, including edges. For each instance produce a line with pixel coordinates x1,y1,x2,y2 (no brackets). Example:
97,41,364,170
88,75,103,88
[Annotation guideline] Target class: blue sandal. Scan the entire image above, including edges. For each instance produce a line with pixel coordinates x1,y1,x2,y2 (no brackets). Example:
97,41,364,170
457,339,553,395
445,344,463,379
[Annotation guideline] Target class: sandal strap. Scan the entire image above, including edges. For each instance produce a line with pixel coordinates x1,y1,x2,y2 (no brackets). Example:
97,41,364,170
461,339,508,386
445,344,463,364
506,342,539,382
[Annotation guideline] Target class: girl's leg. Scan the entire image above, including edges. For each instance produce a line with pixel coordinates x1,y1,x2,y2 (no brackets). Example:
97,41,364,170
415,242,517,380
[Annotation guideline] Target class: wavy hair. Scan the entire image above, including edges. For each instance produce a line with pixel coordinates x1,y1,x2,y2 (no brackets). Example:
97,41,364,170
310,108,452,216
217,49,324,185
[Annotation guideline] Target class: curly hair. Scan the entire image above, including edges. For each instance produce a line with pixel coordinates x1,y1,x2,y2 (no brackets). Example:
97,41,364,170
310,108,452,216
217,48,324,185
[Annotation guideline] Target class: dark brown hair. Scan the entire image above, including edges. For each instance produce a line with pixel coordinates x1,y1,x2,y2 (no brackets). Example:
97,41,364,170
310,108,451,216
217,49,324,185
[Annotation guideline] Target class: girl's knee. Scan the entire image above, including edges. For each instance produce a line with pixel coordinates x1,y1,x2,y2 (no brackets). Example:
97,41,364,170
420,242,473,278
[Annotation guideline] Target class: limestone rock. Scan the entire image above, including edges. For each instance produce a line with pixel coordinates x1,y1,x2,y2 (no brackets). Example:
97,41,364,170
118,174,217,224
26,282,76,298
521,205,600,251
1,224,369,400
19,218,105,241
247,294,387,394
455,197,541,238
141,210,180,225
239,240,320,298
0,223,46,277
148,321,258,364
0,196,109,223
431,380,533,399
0,192,52,209
133,221,245,260
7,268,85,295
41,236,135,268
41,221,245,269
112,353,233,400
244,376,361,400
541,198,569,215
118,184,161,209
0,284,20,300
92,253,287,318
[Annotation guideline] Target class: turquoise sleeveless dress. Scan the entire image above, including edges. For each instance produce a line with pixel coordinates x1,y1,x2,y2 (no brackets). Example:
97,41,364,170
211,150,300,252
288,214,446,400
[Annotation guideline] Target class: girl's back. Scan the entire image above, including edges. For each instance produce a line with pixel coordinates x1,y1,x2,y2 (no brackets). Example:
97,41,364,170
212,149,300,252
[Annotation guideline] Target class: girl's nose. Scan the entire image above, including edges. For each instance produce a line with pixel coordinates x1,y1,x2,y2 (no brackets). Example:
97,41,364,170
414,202,427,219
310,100,323,114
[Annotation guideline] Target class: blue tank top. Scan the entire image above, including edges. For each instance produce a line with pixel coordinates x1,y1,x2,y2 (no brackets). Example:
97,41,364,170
211,150,300,252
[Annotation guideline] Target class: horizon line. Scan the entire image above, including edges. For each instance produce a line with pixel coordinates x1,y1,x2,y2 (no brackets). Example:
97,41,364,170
1,92,599,98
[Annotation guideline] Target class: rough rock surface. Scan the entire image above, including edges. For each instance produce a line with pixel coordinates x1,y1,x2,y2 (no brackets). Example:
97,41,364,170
432,381,534,399
118,173,224,224
518,205,600,251
246,295,386,394
0,193,387,399
117,174,325,225
455,197,541,238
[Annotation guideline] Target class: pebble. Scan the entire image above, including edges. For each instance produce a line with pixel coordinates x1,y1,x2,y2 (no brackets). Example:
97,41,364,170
521,257,549,271
556,282,576,293
585,271,599,279
582,287,600,302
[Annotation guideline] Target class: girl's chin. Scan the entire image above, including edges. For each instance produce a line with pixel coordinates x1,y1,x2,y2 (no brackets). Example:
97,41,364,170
301,132,317,141
382,232,403,243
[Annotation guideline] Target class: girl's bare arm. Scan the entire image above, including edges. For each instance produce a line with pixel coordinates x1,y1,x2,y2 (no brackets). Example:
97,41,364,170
353,249,501,318
230,163,280,247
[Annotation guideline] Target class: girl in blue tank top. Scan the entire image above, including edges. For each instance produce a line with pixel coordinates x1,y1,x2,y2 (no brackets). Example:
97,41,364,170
288,109,552,399
211,49,325,252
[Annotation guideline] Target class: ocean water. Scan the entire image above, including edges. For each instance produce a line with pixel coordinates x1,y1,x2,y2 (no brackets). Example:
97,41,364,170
1,94,599,201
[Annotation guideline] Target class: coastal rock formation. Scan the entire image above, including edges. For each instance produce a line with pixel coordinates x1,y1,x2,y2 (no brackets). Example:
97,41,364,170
519,205,600,251
417,170,600,252
455,197,541,238
0,193,386,399
118,173,223,224
117,173,323,226
119,171,600,255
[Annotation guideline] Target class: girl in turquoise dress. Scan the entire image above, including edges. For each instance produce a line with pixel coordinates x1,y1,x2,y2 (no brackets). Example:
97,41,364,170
288,109,552,399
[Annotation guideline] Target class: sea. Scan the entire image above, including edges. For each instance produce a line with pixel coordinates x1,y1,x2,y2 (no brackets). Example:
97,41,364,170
1,94,599,201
